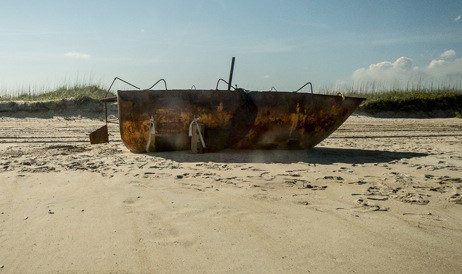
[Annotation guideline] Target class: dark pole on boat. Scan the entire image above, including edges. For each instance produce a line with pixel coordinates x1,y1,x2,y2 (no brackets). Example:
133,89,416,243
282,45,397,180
104,102,108,125
228,57,235,90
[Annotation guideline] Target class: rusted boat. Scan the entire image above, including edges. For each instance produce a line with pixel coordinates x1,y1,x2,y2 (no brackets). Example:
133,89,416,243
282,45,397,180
116,88,364,153
92,59,365,152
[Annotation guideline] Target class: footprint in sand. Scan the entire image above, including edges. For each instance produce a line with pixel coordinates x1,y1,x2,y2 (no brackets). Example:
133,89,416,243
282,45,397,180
180,182,205,192
299,182,327,190
428,185,452,193
366,196,388,201
322,176,344,181
448,193,462,204
356,198,389,212
252,193,281,201
439,177,462,184
123,196,141,205
259,171,281,181
129,180,148,188
351,180,368,185
294,200,310,206
398,193,430,205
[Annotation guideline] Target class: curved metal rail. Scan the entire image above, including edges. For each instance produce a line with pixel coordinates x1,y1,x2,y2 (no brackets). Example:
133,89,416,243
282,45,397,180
94,77,141,143
190,85,197,90
107,77,141,92
215,78,235,90
146,79,168,90
294,82,313,93
269,86,278,92
105,77,141,124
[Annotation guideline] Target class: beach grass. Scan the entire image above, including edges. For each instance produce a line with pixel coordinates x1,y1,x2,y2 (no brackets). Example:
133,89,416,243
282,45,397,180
351,89,462,114
0,85,112,102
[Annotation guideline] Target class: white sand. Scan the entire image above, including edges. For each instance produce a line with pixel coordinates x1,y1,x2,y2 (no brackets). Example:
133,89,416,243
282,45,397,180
0,116,461,273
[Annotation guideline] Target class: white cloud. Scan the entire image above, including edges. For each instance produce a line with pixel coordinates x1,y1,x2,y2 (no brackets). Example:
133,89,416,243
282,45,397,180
64,51,90,60
427,50,462,79
263,75,270,79
428,49,455,69
439,49,456,61
352,57,421,86
350,49,462,89
455,15,461,22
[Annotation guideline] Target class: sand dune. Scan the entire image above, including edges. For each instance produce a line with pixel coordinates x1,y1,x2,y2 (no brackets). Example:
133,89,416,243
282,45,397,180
0,115,461,273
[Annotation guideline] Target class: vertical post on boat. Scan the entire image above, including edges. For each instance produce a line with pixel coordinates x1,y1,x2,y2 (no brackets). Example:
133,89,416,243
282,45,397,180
228,57,235,90
104,102,108,125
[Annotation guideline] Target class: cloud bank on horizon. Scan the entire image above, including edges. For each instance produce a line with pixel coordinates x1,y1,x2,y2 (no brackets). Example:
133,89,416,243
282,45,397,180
350,49,462,89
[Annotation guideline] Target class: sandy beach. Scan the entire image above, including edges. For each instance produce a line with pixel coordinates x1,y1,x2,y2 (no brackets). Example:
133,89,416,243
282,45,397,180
0,115,461,273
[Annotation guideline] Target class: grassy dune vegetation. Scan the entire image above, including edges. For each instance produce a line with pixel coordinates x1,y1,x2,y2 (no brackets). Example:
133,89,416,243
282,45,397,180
0,85,112,102
0,85,461,117
349,89,462,115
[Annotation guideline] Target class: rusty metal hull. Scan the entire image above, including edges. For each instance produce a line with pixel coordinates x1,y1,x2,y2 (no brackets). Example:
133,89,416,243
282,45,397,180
89,125,109,144
117,90,364,153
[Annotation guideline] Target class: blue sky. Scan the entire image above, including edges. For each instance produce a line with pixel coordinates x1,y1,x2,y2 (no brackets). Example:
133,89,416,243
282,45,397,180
1,0,461,92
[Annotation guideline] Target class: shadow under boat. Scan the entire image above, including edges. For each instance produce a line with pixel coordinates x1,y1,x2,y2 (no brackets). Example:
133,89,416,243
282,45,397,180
150,147,428,165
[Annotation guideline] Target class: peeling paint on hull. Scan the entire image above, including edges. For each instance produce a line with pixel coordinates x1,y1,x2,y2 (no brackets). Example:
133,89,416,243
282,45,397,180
117,90,364,153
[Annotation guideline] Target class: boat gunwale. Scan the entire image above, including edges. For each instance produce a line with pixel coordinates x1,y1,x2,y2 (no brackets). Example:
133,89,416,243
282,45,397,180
116,89,366,102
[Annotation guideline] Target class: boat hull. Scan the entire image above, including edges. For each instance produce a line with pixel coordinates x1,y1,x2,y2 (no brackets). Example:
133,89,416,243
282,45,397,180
117,90,364,153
